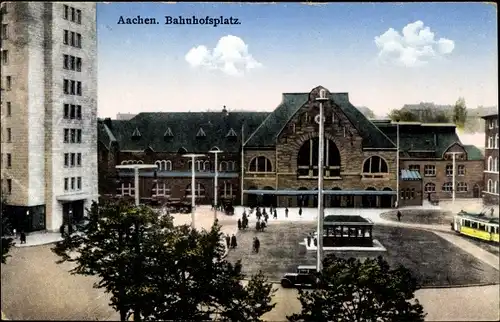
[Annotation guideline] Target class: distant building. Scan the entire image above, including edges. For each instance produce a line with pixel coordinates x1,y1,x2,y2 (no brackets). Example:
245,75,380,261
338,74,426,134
116,113,137,120
0,2,98,232
481,113,499,205
98,86,484,208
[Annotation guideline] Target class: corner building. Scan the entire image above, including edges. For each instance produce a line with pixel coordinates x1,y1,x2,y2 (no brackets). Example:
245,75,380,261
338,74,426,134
98,86,484,208
0,2,98,232
482,114,499,205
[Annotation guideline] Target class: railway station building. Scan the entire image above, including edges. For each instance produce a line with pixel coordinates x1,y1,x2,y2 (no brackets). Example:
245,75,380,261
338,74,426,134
97,86,484,208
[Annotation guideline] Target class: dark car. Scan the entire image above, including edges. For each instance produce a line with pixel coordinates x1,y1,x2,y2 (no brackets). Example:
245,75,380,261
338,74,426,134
280,265,318,288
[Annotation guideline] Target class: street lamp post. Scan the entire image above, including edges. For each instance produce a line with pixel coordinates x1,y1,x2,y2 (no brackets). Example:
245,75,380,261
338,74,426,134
115,164,158,206
209,149,223,222
183,154,206,229
315,88,329,274
449,152,461,205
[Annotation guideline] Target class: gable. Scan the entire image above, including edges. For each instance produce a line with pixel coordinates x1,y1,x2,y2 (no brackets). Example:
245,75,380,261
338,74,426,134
245,86,395,149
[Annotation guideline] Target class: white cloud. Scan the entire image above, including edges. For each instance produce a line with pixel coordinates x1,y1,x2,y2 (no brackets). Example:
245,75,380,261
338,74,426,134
185,35,262,76
374,21,455,67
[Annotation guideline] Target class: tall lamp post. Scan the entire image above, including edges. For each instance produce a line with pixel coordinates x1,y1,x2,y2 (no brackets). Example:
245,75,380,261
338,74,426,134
315,88,329,274
449,152,461,205
183,154,206,229
209,149,223,222
115,164,158,206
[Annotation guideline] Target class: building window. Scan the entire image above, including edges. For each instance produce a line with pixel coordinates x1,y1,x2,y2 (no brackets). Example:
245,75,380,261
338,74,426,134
153,183,171,197
6,153,11,168
63,54,69,69
64,178,69,191
6,102,11,117
488,156,493,171
64,30,69,45
185,183,205,198
76,9,82,24
71,177,75,190
221,182,234,198
76,81,82,95
297,138,341,178
1,49,8,65
155,160,172,171
445,164,453,176
442,182,453,192
63,55,82,72
121,160,144,165
70,7,75,21
6,128,11,142
487,179,498,194
76,57,82,72
488,136,494,148
64,153,69,167
76,33,82,48
117,183,135,196
1,24,8,40
457,182,467,192
424,165,436,177
424,182,436,192
408,164,420,173
63,5,69,19
219,161,236,172
5,75,11,90
3,179,12,195
64,129,69,143
496,134,499,149
64,30,82,48
77,177,82,190
457,165,465,176
489,119,495,129
249,156,273,173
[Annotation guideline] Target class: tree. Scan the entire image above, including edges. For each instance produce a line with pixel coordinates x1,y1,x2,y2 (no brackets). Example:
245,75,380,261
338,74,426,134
288,255,426,322
388,109,419,122
453,97,468,131
53,200,275,322
1,193,15,264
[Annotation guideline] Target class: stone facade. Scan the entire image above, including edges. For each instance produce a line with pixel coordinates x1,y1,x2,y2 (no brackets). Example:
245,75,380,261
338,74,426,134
482,114,499,205
0,2,98,232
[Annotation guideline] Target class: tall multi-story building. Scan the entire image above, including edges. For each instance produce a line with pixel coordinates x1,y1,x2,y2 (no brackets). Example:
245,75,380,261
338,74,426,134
98,86,484,208
482,113,499,205
0,2,98,232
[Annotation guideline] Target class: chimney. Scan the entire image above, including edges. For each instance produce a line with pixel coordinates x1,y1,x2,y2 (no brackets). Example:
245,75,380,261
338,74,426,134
104,117,112,130
222,105,228,116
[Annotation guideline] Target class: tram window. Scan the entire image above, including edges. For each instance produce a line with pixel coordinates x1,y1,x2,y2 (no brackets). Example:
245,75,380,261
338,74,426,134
471,222,478,229
478,223,486,231
463,220,470,227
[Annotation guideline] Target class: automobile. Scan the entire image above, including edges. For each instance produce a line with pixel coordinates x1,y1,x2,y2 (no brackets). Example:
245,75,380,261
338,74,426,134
280,265,319,288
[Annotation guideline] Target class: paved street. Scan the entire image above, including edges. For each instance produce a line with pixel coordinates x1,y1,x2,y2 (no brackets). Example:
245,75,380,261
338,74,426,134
1,203,499,321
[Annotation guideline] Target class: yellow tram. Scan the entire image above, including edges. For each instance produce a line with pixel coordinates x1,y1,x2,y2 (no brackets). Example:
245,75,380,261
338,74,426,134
452,211,499,243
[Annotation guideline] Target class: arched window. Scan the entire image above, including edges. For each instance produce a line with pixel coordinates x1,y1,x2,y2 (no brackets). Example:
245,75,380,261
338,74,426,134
227,161,236,171
496,134,499,148
488,179,493,192
220,161,228,172
496,181,499,194
203,161,210,172
362,156,389,177
185,183,205,198
165,160,172,171
494,157,498,172
248,156,272,172
177,147,188,154
297,138,340,178
121,160,129,165
442,182,453,192
424,183,436,192
488,156,493,171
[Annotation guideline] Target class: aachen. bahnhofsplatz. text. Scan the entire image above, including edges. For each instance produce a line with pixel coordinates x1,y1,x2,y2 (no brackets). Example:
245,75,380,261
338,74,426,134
117,15,241,27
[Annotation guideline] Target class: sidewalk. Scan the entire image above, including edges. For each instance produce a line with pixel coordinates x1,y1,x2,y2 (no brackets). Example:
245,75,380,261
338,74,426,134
12,232,63,248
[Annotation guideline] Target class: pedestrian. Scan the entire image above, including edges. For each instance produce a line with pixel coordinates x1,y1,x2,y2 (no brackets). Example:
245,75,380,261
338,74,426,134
307,234,312,247
20,231,27,244
273,209,277,219
59,224,65,238
256,211,262,221
225,234,230,249
254,237,260,253
285,207,289,218
243,216,248,229
237,219,242,230
313,237,317,247
12,228,16,237
490,208,495,217
299,207,302,217
231,234,237,249
397,211,402,222
256,220,261,232
264,213,269,223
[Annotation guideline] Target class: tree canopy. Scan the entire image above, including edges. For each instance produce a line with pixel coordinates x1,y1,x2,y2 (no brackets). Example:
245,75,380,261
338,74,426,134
388,108,450,123
52,200,275,321
288,255,426,322
453,97,468,130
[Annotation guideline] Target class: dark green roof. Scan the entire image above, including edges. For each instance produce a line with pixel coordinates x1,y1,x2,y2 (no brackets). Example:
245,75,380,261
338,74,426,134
98,112,269,153
463,145,484,161
245,92,395,149
373,121,471,158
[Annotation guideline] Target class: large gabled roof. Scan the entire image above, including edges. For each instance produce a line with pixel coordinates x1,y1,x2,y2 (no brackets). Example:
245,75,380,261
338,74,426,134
98,111,269,153
244,92,395,149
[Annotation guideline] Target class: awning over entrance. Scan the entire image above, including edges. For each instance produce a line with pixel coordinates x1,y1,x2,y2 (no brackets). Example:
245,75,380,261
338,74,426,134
56,193,91,202
244,189,397,196
400,169,422,180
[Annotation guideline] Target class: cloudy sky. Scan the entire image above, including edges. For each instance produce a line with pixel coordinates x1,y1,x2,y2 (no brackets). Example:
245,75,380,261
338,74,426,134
97,2,497,118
